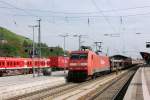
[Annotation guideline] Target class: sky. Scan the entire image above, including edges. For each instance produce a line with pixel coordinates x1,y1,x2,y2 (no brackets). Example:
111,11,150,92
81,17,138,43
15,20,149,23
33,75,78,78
1,0,150,58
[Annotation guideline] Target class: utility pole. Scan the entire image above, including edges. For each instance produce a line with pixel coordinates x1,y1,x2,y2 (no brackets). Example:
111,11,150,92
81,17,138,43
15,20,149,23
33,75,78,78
28,25,38,77
37,19,41,58
73,34,87,50
37,18,41,76
94,42,102,53
59,34,69,73
59,34,69,56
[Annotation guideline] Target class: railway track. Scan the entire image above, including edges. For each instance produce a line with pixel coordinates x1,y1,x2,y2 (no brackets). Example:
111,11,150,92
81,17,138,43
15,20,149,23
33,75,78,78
6,83,75,100
48,67,137,100
8,71,114,100
79,67,138,100
8,66,138,100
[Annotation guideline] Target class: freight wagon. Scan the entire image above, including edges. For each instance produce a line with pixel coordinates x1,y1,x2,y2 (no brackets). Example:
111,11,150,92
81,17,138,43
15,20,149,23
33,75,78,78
110,55,132,71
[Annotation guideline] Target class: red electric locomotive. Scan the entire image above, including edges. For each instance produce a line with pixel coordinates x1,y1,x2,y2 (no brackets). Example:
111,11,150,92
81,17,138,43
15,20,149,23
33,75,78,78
66,50,110,81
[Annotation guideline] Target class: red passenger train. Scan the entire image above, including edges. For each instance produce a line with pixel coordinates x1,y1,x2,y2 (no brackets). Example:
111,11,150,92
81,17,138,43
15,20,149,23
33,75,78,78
0,57,51,76
49,56,69,70
66,50,110,81
0,56,69,76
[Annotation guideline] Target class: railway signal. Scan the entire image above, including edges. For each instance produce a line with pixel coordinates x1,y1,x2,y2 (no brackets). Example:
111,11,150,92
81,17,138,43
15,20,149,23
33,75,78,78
146,42,150,48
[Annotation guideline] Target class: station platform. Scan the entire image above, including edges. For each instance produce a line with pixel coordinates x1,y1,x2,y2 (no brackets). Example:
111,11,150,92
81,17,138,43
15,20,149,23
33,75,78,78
0,71,67,100
124,67,150,100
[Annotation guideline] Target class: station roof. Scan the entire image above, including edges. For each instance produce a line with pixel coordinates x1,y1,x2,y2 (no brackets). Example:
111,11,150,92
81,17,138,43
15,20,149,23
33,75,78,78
110,55,130,60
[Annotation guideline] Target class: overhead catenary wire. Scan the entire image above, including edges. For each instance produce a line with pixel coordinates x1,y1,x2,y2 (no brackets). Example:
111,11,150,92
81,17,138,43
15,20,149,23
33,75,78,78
1,4,150,14
0,0,37,17
0,0,147,56
5,12,150,18
2,8,150,28
1,0,150,27
1,0,150,19
91,0,117,33
1,0,150,22
3,11,150,18
0,0,150,18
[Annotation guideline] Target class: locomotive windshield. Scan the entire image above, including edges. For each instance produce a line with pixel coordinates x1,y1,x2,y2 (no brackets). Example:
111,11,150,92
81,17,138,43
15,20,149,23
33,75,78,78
70,53,88,60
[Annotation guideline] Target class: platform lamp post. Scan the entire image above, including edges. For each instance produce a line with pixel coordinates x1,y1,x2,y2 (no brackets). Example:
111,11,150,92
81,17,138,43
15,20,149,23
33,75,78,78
29,25,38,77
59,34,69,73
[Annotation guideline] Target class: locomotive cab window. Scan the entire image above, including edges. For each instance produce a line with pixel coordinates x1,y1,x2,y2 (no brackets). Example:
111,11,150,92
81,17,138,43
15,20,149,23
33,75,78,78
70,54,79,59
70,53,88,60
80,54,88,59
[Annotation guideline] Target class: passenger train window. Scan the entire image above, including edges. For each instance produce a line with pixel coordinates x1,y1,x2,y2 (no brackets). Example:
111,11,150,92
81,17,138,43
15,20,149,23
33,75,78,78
91,55,93,60
7,62,9,66
14,62,16,66
17,62,19,65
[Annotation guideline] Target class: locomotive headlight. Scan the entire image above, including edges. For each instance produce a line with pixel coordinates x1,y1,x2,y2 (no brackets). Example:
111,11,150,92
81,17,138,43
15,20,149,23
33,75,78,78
69,63,77,66
80,63,87,66
69,63,87,66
